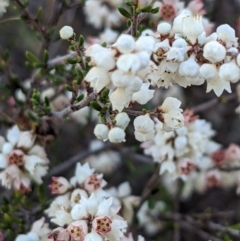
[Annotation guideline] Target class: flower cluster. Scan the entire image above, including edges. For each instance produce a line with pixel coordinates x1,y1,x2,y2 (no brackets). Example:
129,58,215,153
0,125,49,192
142,110,220,178
49,194,127,241
147,14,240,96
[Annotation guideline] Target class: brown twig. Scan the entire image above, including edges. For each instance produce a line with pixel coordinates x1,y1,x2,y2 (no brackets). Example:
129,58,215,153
192,94,237,113
50,92,97,119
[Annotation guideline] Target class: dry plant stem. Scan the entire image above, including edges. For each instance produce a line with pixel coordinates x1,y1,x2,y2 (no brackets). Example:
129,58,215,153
14,0,47,38
207,221,240,238
193,94,236,113
47,52,78,69
50,92,97,119
46,143,112,177
74,45,86,70
131,2,138,37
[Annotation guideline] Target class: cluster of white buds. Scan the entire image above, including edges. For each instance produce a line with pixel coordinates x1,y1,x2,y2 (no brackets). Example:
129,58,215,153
143,110,220,178
0,125,49,192
146,13,240,96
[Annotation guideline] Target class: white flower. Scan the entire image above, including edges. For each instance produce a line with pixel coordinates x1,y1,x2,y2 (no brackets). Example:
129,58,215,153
134,114,154,134
115,34,136,54
217,24,237,47
219,61,240,83
94,124,109,141
115,112,130,130
199,63,218,80
203,41,226,63
172,10,189,34
108,127,126,143
72,163,95,185
109,88,131,112
206,76,231,96
160,97,182,113
163,110,184,131
91,49,115,71
157,22,172,35
132,83,155,105
0,0,9,17
179,55,199,78
135,36,155,54
117,54,141,73
182,15,204,44
49,176,71,194
160,160,176,174
237,54,240,67
59,26,74,39
85,67,110,92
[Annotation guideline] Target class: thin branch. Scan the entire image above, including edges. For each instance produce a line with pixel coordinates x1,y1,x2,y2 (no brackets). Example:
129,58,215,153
47,52,78,69
192,94,236,113
50,92,97,119
46,144,112,177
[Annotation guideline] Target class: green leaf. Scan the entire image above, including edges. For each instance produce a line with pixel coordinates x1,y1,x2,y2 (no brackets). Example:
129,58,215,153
150,7,159,14
90,101,102,111
141,4,152,13
78,35,85,46
65,84,74,92
25,51,40,64
118,7,131,18
43,50,49,63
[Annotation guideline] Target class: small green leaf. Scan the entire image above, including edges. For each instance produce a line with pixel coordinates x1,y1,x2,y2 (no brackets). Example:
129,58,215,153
65,84,74,92
150,7,159,14
118,7,131,18
90,101,102,111
141,4,152,13
78,35,84,46
26,51,40,64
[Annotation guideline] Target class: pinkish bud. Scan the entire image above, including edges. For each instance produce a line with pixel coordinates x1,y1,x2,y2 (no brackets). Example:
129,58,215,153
160,4,176,21
178,159,195,176
92,216,112,234
49,177,70,194
206,171,221,188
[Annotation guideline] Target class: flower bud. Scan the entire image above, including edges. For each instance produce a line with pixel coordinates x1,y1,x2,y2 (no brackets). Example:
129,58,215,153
59,26,74,40
70,188,88,204
203,41,226,63
219,61,240,83
179,55,199,78
133,114,154,134
163,110,184,131
108,127,126,143
115,34,136,54
157,22,171,35
94,124,109,141
115,112,130,130
199,63,218,80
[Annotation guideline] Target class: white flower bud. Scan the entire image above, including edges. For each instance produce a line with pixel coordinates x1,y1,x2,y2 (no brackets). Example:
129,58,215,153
134,129,155,142
217,24,236,47
237,54,240,67
2,142,13,155
219,61,240,83
59,26,74,40
117,54,141,73
115,112,130,130
160,97,182,113
15,89,26,102
26,233,39,241
182,15,204,44
108,127,126,143
174,136,187,149
134,114,154,134
179,55,199,78
94,124,109,141
163,110,184,131
136,36,155,54
157,22,171,35
115,34,136,54
172,38,187,48
203,41,226,63
199,64,218,80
